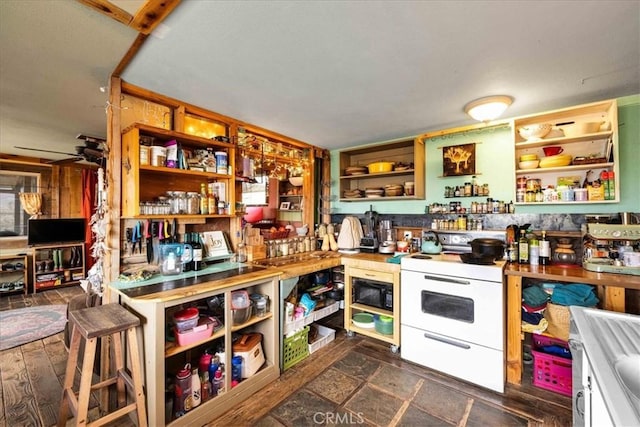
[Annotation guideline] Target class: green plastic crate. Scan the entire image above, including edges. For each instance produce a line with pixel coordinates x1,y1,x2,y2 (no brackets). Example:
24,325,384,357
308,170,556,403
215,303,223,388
283,325,310,370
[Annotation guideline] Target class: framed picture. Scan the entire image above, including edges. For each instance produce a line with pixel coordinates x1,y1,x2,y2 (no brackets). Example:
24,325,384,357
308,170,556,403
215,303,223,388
279,201,290,210
443,142,476,176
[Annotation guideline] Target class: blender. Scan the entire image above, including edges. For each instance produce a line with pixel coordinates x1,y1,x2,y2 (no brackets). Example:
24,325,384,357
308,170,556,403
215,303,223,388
378,220,396,254
359,205,379,253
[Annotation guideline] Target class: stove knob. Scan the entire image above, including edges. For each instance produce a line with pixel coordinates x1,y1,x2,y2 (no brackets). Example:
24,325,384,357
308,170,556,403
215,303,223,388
612,230,621,238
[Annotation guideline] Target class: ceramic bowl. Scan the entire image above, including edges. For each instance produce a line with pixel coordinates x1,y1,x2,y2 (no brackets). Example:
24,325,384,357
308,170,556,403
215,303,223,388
518,160,540,170
518,124,552,141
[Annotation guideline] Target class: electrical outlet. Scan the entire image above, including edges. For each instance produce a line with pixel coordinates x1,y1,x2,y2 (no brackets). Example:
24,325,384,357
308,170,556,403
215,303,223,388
403,231,412,240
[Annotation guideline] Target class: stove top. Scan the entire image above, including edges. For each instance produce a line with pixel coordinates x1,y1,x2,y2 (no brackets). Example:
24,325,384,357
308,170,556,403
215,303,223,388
401,252,505,281
429,229,506,253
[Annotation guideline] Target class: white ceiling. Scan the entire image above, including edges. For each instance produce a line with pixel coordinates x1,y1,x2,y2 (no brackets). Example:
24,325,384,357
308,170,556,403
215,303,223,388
1,1,639,162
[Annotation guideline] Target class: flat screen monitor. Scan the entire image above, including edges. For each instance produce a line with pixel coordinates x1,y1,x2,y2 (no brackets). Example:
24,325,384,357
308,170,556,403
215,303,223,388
28,218,86,246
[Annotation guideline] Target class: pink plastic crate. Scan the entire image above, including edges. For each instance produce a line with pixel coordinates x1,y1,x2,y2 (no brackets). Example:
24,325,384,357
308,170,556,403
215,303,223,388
531,334,572,396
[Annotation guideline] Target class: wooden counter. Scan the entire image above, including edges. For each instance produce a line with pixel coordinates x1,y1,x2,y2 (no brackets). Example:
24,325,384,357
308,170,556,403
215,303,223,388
504,263,640,385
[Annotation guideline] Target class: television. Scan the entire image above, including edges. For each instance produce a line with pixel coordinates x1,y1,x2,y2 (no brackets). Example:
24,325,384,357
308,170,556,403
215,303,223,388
28,218,86,247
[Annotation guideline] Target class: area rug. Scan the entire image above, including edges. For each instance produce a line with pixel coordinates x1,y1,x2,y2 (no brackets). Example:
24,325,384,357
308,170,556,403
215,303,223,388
0,305,67,351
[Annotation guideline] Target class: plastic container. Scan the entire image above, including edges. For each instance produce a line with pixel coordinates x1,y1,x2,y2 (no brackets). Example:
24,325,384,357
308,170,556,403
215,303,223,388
313,301,340,321
308,324,336,354
233,333,265,378
374,315,394,335
174,317,219,346
173,307,199,332
531,334,572,396
283,326,310,370
231,290,250,309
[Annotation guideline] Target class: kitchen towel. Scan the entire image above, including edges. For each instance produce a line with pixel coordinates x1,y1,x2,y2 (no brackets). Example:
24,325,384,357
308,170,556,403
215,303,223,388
551,284,599,307
522,285,549,307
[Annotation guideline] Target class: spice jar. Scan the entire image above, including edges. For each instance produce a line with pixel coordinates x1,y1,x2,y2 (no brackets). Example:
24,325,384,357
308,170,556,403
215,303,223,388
186,192,200,215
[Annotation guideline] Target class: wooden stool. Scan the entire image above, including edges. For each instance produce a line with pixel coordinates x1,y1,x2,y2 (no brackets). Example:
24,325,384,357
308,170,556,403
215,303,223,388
58,303,147,427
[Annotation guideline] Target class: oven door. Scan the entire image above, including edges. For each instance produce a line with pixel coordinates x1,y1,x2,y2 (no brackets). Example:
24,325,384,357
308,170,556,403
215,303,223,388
401,270,503,350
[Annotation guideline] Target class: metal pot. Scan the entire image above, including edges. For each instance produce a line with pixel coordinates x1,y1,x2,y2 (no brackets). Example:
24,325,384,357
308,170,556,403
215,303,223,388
470,238,505,260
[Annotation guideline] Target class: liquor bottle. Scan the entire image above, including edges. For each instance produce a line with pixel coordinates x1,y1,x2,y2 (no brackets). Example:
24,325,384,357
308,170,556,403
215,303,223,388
201,371,211,403
199,183,209,215
182,233,192,272
208,187,218,216
539,230,550,265
192,232,203,271
518,230,529,264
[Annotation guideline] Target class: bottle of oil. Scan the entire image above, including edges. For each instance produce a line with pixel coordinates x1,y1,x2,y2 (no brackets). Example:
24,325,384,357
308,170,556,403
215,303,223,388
539,230,550,265
199,183,209,215
518,229,529,264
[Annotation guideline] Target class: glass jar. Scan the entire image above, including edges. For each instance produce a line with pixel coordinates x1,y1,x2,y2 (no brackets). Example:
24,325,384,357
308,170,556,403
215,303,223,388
236,243,247,263
173,191,187,214
186,192,200,215
274,239,283,257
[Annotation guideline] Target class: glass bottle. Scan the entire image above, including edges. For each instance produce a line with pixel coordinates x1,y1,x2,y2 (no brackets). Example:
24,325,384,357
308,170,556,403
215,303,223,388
518,230,529,264
237,243,247,263
539,230,550,265
182,233,192,272
199,183,209,215
529,236,539,266
192,232,204,271
208,188,217,216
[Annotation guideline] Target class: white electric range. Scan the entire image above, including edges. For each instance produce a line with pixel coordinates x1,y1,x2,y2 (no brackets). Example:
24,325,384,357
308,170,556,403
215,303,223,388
400,232,507,393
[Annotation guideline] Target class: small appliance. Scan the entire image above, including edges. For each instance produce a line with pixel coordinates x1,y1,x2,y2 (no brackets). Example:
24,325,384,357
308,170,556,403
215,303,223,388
582,223,640,275
378,220,396,254
359,205,379,253
353,278,393,310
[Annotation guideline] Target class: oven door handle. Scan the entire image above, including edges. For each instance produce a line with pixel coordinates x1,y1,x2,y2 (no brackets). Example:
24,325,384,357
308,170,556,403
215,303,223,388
423,332,471,349
423,274,470,285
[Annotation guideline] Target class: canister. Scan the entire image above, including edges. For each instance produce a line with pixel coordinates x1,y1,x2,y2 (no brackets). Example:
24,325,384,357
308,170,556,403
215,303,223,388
574,188,588,201
214,151,228,174
150,146,167,167
526,178,541,192
140,145,150,165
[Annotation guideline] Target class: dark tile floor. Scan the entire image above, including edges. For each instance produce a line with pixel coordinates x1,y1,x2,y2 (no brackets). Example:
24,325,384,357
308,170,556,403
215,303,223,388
255,348,532,427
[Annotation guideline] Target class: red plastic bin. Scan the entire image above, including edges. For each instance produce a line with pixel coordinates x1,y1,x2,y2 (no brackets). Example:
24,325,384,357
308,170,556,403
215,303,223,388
531,334,572,396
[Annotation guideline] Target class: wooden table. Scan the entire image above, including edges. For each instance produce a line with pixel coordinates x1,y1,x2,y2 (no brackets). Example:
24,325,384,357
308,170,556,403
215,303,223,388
504,263,640,385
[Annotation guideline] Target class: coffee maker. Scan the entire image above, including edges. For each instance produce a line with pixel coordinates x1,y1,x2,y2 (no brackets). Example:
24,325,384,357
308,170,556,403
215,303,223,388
359,205,379,253
378,220,396,254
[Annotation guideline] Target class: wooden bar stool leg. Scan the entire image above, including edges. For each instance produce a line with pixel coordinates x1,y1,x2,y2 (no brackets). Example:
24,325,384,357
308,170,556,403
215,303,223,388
111,331,126,408
58,325,82,427
76,336,98,426
127,327,148,427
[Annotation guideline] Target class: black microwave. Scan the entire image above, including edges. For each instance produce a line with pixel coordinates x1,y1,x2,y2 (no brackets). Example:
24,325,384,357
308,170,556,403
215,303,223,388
353,278,393,310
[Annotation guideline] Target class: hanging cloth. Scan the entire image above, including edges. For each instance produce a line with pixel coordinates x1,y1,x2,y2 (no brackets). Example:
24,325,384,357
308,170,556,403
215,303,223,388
81,169,97,271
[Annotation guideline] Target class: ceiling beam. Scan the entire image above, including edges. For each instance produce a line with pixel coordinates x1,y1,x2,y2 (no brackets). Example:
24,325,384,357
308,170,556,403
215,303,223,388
129,0,181,34
76,0,134,25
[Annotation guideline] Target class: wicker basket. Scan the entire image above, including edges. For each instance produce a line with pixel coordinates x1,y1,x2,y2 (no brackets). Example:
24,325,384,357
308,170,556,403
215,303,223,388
261,229,290,240
544,303,570,341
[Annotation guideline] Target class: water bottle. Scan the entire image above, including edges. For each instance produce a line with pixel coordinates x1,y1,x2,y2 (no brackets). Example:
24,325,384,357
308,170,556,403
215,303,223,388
191,367,201,408
232,355,243,383
174,364,192,417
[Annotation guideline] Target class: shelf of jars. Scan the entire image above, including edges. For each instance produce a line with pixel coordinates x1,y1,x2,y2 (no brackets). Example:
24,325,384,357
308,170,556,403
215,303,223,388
122,123,235,218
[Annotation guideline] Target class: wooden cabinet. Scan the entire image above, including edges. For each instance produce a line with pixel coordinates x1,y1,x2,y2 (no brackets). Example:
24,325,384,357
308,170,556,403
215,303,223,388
342,259,400,352
0,254,27,295
338,137,424,201
121,123,236,218
32,243,85,293
513,99,619,205
118,274,280,426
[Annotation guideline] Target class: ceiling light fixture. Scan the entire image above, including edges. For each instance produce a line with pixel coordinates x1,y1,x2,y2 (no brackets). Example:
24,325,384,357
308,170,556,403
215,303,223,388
464,95,513,122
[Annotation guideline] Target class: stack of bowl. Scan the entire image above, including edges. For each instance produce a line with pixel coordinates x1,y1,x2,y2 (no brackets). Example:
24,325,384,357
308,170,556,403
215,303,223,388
518,123,552,141
384,184,404,196
519,153,539,169
343,189,363,198
364,187,385,198
345,165,368,176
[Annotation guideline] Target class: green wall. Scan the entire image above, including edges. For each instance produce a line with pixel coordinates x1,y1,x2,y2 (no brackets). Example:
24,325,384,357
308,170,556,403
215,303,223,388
330,95,639,215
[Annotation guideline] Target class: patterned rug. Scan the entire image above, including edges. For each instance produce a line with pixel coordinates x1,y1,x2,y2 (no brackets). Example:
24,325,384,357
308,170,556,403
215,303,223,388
0,305,67,351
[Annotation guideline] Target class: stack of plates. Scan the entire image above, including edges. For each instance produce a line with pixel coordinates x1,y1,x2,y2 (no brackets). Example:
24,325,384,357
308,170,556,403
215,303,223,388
365,187,385,198
384,184,404,196
345,166,368,175
343,189,364,198
539,154,572,168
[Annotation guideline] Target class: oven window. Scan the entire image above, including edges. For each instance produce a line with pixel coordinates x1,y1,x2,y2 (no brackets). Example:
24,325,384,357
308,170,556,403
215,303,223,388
421,290,474,323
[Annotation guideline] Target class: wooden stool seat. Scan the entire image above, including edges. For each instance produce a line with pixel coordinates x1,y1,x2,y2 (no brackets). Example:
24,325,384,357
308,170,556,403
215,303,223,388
58,303,147,427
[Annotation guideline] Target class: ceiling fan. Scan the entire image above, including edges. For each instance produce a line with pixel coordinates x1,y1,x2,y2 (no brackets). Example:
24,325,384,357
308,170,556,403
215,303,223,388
14,134,106,166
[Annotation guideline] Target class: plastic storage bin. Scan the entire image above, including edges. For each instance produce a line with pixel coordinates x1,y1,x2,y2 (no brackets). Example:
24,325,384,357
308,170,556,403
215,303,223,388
313,301,340,321
283,326,310,370
174,317,219,346
232,333,265,378
308,324,335,354
531,334,572,396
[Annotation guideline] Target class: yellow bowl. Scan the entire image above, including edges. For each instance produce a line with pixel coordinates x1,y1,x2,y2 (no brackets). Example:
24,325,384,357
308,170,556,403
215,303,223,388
519,154,538,162
518,160,540,170
367,162,394,173
539,154,572,168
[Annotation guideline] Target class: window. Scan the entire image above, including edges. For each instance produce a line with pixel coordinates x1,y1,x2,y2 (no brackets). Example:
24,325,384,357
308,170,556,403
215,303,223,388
0,171,40,237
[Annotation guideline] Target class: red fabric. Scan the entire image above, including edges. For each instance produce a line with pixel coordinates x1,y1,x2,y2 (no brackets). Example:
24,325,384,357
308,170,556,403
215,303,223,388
81,170,97,271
